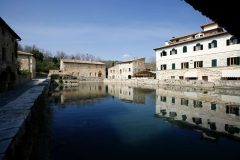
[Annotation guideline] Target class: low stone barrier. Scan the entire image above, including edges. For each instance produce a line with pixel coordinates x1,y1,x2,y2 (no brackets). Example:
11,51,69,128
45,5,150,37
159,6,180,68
0,79,49,159
104,78,240,89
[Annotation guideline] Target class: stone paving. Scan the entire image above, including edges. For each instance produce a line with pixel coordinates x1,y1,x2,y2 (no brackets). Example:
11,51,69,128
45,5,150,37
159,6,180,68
0,79,49,159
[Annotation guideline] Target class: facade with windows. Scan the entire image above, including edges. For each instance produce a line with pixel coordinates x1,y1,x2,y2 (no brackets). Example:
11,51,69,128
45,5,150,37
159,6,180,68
108,57,145,79
0,17,21,90
60,59,106,80
17,51,36,79
154,22,240,82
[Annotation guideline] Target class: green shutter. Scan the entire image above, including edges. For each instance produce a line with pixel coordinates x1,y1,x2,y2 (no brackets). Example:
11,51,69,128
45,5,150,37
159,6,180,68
208,43,211,49
214,40,217,47
226,40,230,46
172,63,175,70
212,59,217,67
227,58,230,66
237,57,240,65
183,46,187,53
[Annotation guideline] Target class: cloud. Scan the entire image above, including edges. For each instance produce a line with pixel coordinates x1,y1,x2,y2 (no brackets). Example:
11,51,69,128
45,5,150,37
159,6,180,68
123,54,131,58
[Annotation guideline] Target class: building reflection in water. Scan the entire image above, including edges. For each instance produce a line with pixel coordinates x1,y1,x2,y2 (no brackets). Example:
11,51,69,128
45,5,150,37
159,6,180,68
107,83,155,104
155,87,240,141
51,82,107,104
51,83,155,105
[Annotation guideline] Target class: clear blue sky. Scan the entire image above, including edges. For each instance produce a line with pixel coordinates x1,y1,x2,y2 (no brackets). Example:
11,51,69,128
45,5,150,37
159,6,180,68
0,0,210,61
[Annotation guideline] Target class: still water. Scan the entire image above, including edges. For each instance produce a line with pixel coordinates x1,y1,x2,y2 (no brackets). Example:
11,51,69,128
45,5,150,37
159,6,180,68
48,83,240,159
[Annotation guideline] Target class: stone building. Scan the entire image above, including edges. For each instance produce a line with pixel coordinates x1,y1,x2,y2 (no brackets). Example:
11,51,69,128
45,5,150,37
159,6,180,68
0,17,21,90
155,87,240,140
108,57,146,79
154,22,240,82
17,51,36,79
60,59,106,80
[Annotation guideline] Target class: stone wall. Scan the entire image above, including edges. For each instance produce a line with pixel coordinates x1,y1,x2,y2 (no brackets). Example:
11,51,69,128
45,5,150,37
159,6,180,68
0,24,18,90
104,77,240,89
62,62,106,80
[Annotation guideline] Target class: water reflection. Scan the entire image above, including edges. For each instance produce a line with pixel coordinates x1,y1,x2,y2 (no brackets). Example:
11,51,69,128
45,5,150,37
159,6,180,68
107,83,154,104
51,83,107,104
155,86,240,141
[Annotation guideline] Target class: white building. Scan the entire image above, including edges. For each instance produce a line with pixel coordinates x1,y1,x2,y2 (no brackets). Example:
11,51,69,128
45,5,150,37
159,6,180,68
108,57,145,79
154,22,240,82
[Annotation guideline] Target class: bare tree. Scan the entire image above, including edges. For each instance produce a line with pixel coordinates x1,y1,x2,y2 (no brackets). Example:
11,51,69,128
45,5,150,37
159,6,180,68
56,51,67,59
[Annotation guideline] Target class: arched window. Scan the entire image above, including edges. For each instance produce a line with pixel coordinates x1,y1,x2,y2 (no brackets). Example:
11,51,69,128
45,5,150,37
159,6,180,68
160,50,167,57
209,40,217,49
183,46,187,53
227,36,240,46
170,48,177,55
193,43,203,51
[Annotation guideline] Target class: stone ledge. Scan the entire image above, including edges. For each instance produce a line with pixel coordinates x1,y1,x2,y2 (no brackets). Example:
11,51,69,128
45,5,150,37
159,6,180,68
0,79,49,160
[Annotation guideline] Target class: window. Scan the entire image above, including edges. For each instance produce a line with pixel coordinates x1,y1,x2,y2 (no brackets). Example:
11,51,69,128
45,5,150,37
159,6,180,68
192,117,202,125
227,57,240,66
160,96,166,102
129,68,131,72
179,76,184,80
171,76,175,79
202,76,208,81
208,40,217,49
181,62,189,69
183,46,187,53
161,64,167,70
194,61,203,68
2,48,6,61
212,59,217,67
170,48,177,55
181,98,188,106
172,97,175,104
226,36,240,46
160,50,167,57
182,115,187,121
226,105,239,116
211,103,216,110
172,63,175,70
193,43,203,51
193,100,203,108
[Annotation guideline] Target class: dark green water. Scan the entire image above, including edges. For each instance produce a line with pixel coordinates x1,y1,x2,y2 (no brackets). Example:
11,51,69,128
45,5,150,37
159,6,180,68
47,83,240,160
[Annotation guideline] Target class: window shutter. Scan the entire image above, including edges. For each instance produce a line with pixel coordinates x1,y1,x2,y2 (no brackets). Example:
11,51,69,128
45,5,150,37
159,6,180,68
172,63,175,70
214,40,217,47
212,59,217,67
193,46,196,51
227,58,230,66
237,57,240,65
183,46,187,53
201,45,203,50
208,43,211,49
186,63,189,68
226,40,230,46
194,62,196,68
